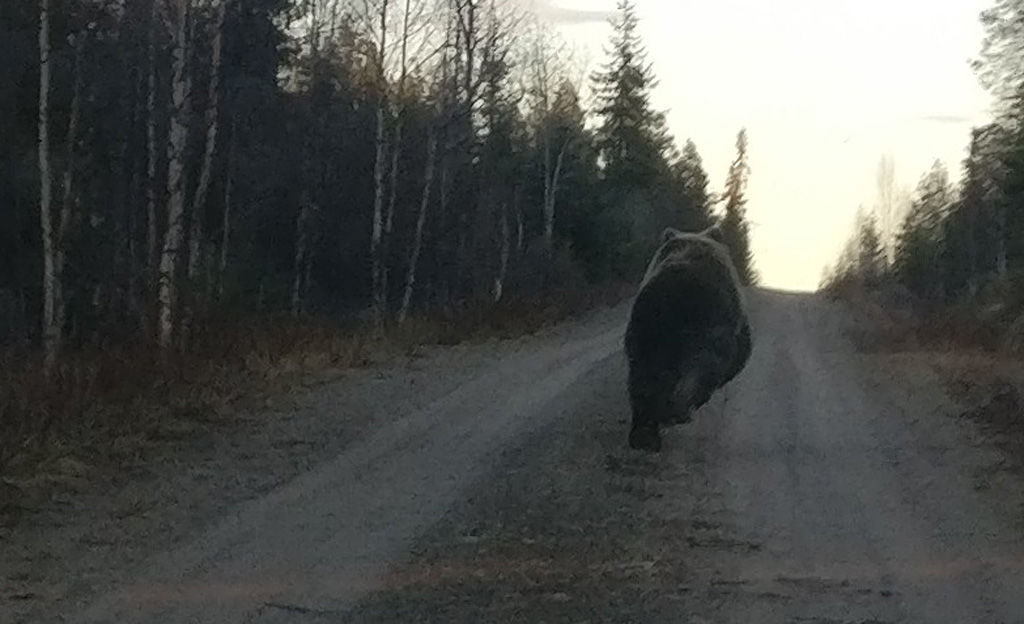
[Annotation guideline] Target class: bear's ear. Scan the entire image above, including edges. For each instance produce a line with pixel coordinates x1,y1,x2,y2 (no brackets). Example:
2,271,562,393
661,227,682,243
701,223,726,244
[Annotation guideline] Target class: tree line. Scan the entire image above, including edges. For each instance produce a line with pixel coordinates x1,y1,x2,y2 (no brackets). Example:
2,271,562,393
1,0,757,371
823,0,1024,308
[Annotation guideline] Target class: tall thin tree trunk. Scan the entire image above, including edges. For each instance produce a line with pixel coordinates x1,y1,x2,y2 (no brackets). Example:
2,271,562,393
291,198,313,318
493,200,510,303
966,202,979,299
303,234,316,312
38,0,57,373
542,126,552,249
180,0,228,344
124,27,145,329
547,140,567,241
515,204,523,257
187,0,227,284
514,181,524,259
55,34,85,342
158,0,190,350
146,0,160,314
371,102,388,325
369,0,390,325
398,130,437,325
383,115,403,295
437,155,451,309
382,0,413,301
384,119,403,243
218,122,234,300
181,215,202,346
542,133,568,252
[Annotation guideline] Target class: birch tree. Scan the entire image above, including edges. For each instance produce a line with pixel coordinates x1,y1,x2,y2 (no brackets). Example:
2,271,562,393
38,0,57,371
146,0,161,308
55,32,85,346
367,0,390,326
158,0,191,349
187,0,229,286
382,0,414,293
35,5,82,373
398,129,437,323
181,0,229,342
1,0,687,364
527,25,575,251
291,196,316,317
217,117,235,300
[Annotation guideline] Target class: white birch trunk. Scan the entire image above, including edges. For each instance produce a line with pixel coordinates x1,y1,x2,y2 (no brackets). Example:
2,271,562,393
179,0,228,344
384,121,403,243
437,154,450,308
54,34,84,343
291,198,313,318
383,116,402,297
542,127,553,249
218,125,234,300
369,0,389,326
158,0,190,349
398,130,437,325
515,203,523,256
371,104,388,325
533,34,554,252
146,0,159,303
382,0,412,295
541,127,569,251
187,0,227,283
493,200,510,303
38,0,57,372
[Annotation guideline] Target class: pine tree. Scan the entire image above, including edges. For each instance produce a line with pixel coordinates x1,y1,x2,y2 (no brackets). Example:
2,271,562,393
975,0,1024,111
943,127,996,297
672,139,713,230
974,2,1024,279
720,128,757,285
856,213,885,286
591,0,671,188
895,161,952,298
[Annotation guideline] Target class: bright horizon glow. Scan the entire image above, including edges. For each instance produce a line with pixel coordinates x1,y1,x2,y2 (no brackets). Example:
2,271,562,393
541,0,993,291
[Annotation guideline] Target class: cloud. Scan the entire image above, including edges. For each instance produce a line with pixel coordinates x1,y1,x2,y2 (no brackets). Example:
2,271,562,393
538,5,616,25
918,114,973,125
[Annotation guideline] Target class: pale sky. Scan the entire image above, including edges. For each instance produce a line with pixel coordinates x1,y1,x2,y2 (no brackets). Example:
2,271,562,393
539,0,994,291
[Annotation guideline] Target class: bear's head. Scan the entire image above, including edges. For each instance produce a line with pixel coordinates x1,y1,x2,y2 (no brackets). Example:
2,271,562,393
654,224,728,263
663,223,726,245
641,223,740,287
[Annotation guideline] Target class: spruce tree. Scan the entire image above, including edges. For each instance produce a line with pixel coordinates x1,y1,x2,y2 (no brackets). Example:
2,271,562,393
856,213,885,286
895,161,952,298
720,129,757,285
673,139,713,230
591,0,671,189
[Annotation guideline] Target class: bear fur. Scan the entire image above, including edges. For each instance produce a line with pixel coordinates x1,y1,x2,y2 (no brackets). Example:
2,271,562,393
624,224,752,451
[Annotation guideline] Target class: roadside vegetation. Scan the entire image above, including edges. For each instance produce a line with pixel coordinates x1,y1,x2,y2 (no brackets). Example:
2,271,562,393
822,0,1024,356
1,0,756,497
820,0,1024,459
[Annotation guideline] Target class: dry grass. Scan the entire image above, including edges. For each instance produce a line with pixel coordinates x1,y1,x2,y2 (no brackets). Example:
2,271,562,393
830,280,1024,474
0,283,632,499
931,352,1024,475
830,280,1010,355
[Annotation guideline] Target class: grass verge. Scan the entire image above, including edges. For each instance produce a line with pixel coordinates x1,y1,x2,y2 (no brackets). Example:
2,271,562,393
828,280,1024,479
0,283,633,520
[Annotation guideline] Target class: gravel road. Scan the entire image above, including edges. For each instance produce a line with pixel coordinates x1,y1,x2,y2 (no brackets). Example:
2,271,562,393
8,290,1024,623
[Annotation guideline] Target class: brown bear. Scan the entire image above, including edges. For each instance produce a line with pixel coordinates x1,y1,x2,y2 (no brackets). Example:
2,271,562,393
624,224,752,451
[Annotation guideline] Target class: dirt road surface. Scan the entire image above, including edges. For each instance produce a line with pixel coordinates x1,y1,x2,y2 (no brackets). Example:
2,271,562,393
7,290,1024,623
